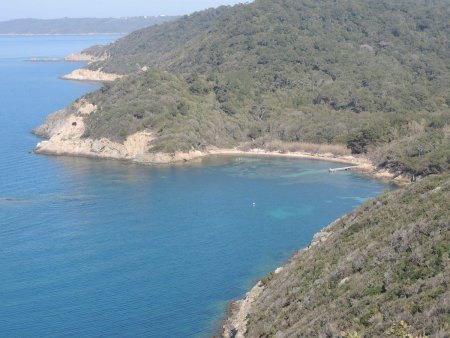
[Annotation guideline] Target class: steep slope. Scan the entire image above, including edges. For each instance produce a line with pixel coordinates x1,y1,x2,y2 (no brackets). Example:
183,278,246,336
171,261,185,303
85,0,450,115
35,0,450,176
223,174,449,337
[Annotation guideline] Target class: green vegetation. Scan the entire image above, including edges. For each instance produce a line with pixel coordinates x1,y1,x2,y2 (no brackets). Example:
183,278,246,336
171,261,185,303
0,17,178,35
36,2,449,334
84,71,239,152
372,128,450,177
245,174,450,337
76,0,450,177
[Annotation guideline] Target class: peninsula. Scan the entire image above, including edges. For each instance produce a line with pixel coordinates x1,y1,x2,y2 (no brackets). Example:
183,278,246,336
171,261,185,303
34,0,449,180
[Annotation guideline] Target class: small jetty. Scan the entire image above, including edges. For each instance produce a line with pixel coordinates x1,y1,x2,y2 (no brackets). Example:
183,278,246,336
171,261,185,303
328,166,357,173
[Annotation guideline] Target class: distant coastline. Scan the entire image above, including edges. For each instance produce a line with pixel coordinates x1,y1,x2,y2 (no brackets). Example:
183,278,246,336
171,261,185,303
0,16,179,36
0,33,126,36
28,58,64,62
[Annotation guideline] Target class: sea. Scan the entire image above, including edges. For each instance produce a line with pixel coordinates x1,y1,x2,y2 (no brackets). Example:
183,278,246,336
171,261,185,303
0,35,390,337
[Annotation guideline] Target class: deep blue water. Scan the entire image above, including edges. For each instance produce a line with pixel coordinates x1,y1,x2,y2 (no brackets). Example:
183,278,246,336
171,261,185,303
0,36,389,337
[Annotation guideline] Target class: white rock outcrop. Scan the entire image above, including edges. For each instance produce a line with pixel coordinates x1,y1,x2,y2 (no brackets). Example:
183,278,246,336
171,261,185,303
222,281,265,338
35,100,152,160
64,52,105,63
34,100,208,164
62,68,122,82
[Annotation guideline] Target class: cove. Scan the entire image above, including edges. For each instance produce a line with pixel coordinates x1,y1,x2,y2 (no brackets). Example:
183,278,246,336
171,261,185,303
0,36,390,337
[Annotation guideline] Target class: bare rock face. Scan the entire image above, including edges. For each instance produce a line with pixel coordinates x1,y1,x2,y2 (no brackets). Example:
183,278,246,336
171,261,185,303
222,281,265,338
32,108,72,138
33,99,96,138
61,68,123,82
360,44,375,53
64,52,106,63
33,99,208,164
34,99,154,160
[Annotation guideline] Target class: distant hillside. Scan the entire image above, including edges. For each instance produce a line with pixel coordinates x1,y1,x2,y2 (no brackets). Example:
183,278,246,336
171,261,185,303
0,17,178,35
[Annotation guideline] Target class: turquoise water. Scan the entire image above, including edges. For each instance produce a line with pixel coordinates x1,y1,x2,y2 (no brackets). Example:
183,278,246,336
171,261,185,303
0,36,389,337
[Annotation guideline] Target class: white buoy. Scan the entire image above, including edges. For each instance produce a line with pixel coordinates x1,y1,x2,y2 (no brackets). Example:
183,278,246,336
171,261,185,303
252,202,256,207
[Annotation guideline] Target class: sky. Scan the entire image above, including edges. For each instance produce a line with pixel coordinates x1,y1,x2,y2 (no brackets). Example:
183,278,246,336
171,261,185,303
0,0,249,21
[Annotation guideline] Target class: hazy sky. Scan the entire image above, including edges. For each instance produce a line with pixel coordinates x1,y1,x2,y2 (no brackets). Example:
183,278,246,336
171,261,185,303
0,0,248,21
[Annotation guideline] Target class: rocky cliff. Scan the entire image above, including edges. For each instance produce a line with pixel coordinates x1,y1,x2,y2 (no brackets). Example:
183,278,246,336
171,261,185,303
33,100,206,163
61,68,122,82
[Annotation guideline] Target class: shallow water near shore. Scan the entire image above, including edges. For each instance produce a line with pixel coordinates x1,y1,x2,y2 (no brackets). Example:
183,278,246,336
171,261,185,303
0,36,390,337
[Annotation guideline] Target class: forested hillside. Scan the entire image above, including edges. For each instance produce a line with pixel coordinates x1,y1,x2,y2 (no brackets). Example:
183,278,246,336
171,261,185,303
0,17,177,35
241,174,449,337
57,0,450,176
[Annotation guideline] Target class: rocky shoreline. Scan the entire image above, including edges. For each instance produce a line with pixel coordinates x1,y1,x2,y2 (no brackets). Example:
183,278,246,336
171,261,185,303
64,52,106,62
221,218,341,338
33,100,408,183
60,51,121,82
28,52,105,63
33,100,208,163
61,68,122,82
222,281,265,338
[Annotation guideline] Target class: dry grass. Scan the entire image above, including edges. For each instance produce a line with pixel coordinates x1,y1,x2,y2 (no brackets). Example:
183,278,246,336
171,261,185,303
240,139,351,156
